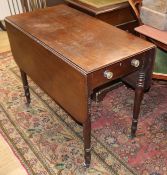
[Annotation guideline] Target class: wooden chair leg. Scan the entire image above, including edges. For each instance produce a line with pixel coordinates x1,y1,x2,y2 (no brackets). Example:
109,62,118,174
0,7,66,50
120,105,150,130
131,72,145,138
83,97,91,168
20,69,31,104
0,21,6,31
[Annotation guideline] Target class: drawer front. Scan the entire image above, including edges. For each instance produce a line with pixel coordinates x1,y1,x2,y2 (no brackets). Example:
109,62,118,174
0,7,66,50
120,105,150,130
90,53,145,89
97,7,136,26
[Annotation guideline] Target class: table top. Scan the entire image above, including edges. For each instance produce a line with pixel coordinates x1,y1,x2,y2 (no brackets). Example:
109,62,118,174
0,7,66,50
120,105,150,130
135,25,167,51
66,0,129,14
6,4,155,73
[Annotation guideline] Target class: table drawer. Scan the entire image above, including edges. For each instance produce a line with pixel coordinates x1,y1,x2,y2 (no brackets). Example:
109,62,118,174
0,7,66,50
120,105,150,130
90,53,145,89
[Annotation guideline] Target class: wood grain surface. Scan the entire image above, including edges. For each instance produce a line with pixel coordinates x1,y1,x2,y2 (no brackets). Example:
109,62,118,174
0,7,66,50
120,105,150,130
6,4,154,73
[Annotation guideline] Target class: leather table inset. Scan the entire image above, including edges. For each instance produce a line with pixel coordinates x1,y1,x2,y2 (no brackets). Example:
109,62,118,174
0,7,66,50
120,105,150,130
5,4,155,167
74,0,128,8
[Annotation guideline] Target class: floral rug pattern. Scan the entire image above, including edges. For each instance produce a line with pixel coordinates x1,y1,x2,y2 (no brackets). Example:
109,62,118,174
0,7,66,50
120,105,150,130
0,52,167,175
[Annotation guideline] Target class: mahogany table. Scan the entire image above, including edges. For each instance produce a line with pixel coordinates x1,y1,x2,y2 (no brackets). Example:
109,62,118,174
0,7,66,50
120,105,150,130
5,4,155,167
65,0,138,32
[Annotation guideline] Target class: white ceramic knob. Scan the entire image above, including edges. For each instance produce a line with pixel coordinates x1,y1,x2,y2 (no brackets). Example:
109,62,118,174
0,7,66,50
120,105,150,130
131,59,140,67
104,70,113,80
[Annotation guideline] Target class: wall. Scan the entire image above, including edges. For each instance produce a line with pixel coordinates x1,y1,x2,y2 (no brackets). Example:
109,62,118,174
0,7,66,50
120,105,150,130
0,0,23,20
0,0,64,20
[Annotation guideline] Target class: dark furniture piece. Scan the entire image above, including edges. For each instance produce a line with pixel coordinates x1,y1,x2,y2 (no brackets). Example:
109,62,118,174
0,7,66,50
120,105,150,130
135,26,167,53
136,26,167,80
65,0,138,32
0,21,6,30
5,4,155,167
129,0,167,80
21,0,47,12
47,0,64,6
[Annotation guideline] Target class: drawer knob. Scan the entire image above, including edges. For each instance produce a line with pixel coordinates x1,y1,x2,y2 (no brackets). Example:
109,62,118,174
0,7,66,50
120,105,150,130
104,70,113,80
131,59,140,67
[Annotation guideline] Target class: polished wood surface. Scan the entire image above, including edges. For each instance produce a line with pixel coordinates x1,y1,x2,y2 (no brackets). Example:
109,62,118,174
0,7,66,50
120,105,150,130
66,0,138,31
135,25,167,51
6,5,154,73
0,133,27,175
66,0,129,14
6,4,156,167
128,0,142,24
6,20,88,124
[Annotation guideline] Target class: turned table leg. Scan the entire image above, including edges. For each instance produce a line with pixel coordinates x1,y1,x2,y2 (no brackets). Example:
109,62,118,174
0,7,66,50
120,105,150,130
83,97,91,168
131,71,145,138
20,69,31,104
0,21,6,31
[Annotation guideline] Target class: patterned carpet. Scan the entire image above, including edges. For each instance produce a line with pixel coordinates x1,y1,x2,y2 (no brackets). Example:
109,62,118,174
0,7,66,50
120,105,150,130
0,52,167,175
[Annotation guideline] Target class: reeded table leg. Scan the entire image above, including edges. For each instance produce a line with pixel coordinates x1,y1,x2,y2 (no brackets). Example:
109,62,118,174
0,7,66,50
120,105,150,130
131,71,145,138
20,69,31,104
83,97,91,168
